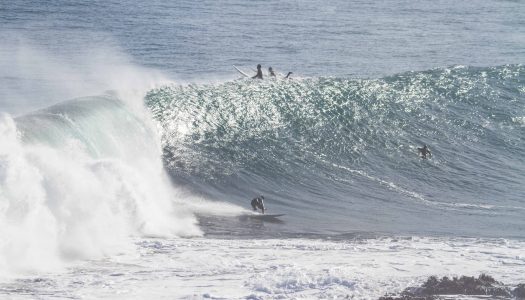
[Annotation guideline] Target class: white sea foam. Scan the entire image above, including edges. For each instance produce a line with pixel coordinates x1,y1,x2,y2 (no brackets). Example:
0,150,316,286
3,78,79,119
0,102,209,275
0,40,213,275
1,236,522,299
512,116,525,127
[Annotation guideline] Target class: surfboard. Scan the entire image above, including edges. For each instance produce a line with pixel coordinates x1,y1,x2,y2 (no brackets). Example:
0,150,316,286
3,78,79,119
233,65,251,78
246,214,285,219
262,214,285,218
238,213,285,223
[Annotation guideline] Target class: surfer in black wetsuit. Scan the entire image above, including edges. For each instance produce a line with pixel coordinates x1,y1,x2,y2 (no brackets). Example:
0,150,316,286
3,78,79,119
418,144,432,159
268,67,276,77
251,196,265,214
252,64,263,79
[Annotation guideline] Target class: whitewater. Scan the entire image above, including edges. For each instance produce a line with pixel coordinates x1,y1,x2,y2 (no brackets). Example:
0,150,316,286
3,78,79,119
2,0,525,299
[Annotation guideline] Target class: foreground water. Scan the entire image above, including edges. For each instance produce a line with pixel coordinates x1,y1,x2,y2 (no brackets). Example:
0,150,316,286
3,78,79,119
1,237,524,299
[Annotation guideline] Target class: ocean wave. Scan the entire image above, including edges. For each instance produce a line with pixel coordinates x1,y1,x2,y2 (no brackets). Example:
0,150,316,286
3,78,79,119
0,94,202,274
1,64,524,272
145,64,525,237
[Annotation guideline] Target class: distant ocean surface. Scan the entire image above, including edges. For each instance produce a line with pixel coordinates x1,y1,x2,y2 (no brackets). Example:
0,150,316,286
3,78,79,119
1,1,524,299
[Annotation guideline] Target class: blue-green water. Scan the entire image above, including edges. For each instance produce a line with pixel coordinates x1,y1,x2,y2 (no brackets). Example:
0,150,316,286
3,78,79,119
146,65,525,238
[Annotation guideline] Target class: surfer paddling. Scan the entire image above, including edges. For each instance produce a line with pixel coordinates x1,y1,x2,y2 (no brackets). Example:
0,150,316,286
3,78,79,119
269,67,293,79
268,67,276,77
418,144,432,159
252,64,263,79
238,64,291,80
251,195,265,214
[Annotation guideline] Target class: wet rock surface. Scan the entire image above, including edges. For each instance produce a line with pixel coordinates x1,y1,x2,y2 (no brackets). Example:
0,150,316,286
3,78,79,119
514,284,525,298
379,275,524,300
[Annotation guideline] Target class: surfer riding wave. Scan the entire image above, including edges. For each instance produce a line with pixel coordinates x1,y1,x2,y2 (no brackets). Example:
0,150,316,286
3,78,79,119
251,196,265,214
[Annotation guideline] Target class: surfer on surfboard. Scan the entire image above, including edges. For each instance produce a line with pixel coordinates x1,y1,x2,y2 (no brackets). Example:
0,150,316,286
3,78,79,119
251,195,265,214
234,65,292,80
418,144,432,159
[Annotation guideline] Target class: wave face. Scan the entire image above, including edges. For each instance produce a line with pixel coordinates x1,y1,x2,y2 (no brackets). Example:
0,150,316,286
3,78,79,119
0,94,201,274
146,65,525,238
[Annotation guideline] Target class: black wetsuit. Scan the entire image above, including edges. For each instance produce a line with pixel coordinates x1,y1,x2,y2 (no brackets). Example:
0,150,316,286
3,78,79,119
418,146,432,159
252,66,263,79
251,197,265,213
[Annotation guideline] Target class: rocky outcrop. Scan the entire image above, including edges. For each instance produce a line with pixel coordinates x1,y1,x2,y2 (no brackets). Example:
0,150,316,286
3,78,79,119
379,274,524,300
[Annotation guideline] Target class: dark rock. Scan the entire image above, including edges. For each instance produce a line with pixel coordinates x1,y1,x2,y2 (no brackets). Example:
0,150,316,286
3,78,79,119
514,284,525,298
378,274,519,300
418,274,511,297
378,296,435,300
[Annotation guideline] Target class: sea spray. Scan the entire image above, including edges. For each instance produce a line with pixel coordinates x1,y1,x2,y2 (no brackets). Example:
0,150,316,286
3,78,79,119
0,113,62,273
0,94,202,275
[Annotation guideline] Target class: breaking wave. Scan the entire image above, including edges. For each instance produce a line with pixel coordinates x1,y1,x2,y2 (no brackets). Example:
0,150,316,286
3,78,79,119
146,64,525,237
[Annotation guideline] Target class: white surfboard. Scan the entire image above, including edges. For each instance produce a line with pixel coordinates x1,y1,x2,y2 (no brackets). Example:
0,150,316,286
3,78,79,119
233,65,251,78
247,214,285,219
